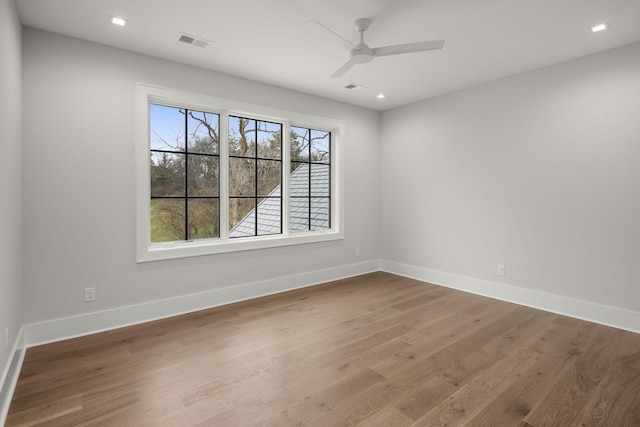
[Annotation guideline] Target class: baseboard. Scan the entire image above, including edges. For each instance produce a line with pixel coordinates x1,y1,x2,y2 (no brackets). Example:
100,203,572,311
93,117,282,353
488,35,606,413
380,260,640,334
23,260,380,348
17,257,640,350
0,327,25,426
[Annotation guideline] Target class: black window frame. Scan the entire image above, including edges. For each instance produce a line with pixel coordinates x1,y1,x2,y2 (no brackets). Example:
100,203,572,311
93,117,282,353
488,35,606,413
149,104,220,242
290,126,332,232
228,115,283,238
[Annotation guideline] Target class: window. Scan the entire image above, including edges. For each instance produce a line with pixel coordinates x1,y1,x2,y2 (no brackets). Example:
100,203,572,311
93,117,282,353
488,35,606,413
228,117,282,238
149,105,220,243
290,127,331,232
137,84,344,262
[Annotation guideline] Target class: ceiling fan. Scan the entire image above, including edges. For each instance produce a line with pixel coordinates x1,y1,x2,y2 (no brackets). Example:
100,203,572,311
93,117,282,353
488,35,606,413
317,18,445,78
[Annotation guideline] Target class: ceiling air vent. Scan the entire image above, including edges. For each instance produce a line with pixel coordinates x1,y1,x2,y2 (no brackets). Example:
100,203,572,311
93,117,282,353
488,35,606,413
344,83,366,91
177,33,211,48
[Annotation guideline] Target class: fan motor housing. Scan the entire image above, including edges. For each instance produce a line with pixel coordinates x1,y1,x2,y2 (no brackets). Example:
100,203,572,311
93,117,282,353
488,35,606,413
350,46,374,64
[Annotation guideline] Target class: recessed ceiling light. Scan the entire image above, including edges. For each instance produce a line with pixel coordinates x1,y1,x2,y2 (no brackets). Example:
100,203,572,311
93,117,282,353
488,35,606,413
109,16,127,26
591,23,608,33
377,93,386,99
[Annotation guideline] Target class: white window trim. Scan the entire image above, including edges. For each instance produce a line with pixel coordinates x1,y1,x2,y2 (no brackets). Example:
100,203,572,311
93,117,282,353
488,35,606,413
136,83,345,262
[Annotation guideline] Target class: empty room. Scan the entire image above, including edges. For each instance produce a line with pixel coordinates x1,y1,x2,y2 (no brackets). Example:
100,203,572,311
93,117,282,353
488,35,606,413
1,0,639,425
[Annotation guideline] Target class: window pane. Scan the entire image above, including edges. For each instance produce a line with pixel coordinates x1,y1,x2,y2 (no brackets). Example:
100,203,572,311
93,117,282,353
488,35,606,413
311,130,330,163
187,155,219,197
258,160,281,197
290,197,309,232
311,198,330,230
229,158,255,196
150,152,184,197
188,111,219,155
150,199,185,242
229,198,256,237
257,121,281,159
229,116,256,157
150,104,185,151
257,197,281,236
188,198,219,239
290,126,310,161
290,162,309,196
310,164,330,197
288,125,331,234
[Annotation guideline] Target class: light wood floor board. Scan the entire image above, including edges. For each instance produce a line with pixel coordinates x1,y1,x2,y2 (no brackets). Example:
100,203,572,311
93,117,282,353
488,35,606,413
6,272,640,426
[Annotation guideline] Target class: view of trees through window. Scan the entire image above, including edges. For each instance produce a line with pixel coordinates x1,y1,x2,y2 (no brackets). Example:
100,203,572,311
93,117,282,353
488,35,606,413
149,104,331,244
290,127,331,231
229,117,282,237
149,104,220,243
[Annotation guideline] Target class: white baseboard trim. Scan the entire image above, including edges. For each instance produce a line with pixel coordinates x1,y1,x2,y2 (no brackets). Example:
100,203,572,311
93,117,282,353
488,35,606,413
15,257,640,355
0,327,25,427
23,260,381,348
380,260,640,334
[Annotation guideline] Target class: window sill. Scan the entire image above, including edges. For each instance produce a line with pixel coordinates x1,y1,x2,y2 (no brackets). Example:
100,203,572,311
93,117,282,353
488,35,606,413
137,230,344,263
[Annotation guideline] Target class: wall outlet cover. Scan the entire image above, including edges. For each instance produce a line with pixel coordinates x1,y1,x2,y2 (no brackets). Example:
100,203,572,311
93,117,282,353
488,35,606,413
498,264,506,276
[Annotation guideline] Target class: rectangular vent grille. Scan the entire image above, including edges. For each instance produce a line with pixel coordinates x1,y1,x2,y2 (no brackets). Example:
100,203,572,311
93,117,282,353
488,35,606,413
178,35,195,44
177,33,211,48
344,83,366,91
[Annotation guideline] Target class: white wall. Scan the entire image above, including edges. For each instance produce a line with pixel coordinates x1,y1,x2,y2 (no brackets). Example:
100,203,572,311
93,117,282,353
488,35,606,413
0,0,23,385
21,28,381,325
18,26,640,338
380,42,640,313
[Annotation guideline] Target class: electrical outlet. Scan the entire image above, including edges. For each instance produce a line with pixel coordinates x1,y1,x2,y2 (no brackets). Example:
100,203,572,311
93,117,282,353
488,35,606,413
4,327,9,351
85,287,96,302
355,247,361,257
497,264,506,276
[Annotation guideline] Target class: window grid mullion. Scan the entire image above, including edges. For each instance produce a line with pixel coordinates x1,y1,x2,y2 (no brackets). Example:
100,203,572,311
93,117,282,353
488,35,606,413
219,111,230,242
282,122,289,236
308,129,312,231
254,125,258,237
328,132,332,229
184,109,189,241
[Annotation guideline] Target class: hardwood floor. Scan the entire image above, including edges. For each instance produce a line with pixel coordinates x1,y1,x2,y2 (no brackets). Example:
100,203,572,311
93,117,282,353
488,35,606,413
6,272,640,426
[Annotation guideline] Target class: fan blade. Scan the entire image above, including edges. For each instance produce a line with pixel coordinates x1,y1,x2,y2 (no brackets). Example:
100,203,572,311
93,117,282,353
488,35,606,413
306,20,357,49
373,39,445,57
330,59,358,78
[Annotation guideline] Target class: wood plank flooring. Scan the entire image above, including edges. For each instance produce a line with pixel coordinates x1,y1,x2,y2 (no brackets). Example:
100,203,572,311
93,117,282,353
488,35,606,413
6,272,640,426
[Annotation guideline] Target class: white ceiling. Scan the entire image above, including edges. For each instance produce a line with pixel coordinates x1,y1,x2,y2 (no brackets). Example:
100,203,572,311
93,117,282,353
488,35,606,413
15,0,640,111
